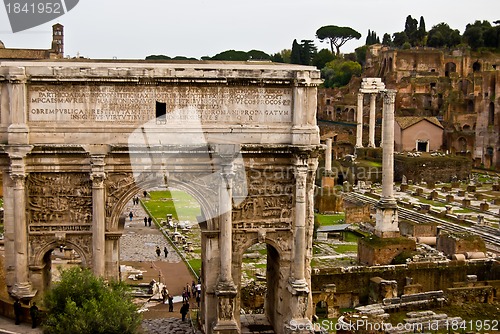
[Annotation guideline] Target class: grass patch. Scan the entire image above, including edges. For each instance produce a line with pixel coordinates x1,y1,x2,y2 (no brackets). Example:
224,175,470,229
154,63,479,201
344,232,359,242
142,189,201,222
333,244,358,253
188,259,201,278
315,213,345,226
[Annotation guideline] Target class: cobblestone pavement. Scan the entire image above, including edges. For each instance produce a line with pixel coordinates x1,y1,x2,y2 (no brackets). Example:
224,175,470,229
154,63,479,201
141,318,202,334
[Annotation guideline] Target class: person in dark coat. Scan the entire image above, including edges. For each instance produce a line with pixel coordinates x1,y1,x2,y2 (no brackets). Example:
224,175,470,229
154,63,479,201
13,299,22,325
168,294,174,312
129,211,133,221
144,217,148,226
164,246,169,258
148,216,152,227
180,301,189,321
30,302,38,328
155,246,161,257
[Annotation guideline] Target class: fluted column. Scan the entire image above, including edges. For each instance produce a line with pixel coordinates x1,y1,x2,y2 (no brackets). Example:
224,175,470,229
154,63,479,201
368,93,377,148
218,161,235,285
7,146,36,299
381,90,396,201
91,155,106,277
214,145,238,334
375,90,399,238
291,163,308,289
356,92,364,147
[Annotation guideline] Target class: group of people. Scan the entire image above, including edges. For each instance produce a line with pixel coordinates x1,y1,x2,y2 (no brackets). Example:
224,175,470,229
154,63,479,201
181,280,202,307
155,245,169,258
160,286,175,312
132,196,140,205
144,216,153,227
13,299,38,328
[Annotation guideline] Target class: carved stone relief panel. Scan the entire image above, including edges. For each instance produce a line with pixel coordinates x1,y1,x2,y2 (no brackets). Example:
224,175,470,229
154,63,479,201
26,173,92,230
105,172,136,219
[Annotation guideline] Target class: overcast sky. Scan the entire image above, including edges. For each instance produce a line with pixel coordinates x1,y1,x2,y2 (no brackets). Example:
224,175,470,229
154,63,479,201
1,0,499,60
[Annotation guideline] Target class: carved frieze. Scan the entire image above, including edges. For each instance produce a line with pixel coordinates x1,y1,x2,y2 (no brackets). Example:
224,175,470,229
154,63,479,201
26,173,92,227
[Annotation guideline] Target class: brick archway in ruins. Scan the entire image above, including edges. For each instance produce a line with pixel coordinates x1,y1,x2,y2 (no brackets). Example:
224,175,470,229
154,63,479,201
0,60,322,334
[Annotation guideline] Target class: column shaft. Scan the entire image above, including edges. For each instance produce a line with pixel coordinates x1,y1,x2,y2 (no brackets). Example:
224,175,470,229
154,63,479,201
368,93,377,148
219,164,234,284
381,90,396,200
91,155,106,277
13,176,29,286
356,93,363,147
325,138,332,173
293,165,307,285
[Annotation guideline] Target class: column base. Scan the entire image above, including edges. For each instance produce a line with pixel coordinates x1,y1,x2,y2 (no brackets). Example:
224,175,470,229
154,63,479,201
374,202,400,238
10,282,37,300
213,320,240,334
288,279,309,295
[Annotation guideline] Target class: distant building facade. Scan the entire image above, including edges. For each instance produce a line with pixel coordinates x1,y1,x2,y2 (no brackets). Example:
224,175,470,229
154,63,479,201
0,23,64,60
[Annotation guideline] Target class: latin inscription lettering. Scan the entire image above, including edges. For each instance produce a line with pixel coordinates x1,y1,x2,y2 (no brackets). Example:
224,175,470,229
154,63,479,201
28,85,293,124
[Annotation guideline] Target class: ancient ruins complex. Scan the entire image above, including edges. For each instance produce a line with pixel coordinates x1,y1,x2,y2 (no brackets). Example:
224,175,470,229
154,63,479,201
0,60,322,334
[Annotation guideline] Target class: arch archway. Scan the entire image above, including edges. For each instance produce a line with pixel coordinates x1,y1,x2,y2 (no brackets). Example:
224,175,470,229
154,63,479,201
473,61,481,72
445,62,456,77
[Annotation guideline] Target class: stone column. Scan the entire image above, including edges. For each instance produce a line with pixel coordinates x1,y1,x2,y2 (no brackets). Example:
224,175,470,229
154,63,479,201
214,146,238,334
368,93,377,148
284,160,314,334
325,138,332,173
356,92,364,147
91,155,106,277
292,164,308,288
380,90,396,201
375,90,399,238
7,146,36,299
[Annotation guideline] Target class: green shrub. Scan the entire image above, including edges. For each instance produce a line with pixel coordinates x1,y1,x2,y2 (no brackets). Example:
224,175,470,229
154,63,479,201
43,267,141,334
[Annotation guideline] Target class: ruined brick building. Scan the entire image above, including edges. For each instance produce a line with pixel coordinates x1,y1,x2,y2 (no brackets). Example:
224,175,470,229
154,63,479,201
318,45,500,170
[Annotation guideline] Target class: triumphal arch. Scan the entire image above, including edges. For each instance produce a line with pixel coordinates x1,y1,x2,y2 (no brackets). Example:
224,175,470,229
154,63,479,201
0,60,321,333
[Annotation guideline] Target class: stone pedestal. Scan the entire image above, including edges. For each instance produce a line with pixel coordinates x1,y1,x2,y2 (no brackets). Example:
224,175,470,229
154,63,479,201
415,188,423,196
451,181,461,188
400,184,409,192
466,185,476,192
446,195,454,203
462,199,471,207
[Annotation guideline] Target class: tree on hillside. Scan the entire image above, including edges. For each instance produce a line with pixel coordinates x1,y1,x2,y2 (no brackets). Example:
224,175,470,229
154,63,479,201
392,31,409,47
291,39,302,64
247,50,271,60
43,267,141,334
365,30,380,45
427,23,461,48
211,50,249,61
312,48,335,69
404,15,419,45
415,16,427,46
300,40,318,65
382,33,393,46
316,25,361,56
321,59,362,88
463,20,492,50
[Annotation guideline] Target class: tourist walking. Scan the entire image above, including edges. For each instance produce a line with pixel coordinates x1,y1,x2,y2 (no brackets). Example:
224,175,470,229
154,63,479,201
148,216,152,227
129,211,133,221
164,246,169,258
144,217,148,226
161,286,169,304
168,294,174,312
30,302,38,328
180,301,189,321
155,246,161,257
186,283,191,299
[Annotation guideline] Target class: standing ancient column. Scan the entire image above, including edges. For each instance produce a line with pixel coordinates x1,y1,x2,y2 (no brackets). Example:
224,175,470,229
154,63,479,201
325,138,332,173
381,90,396,201
375,90,399,238
8,147,36,299
368,93,377,148
292,163,308,289
356,92,364,147
218,161,235,285
214,146,239,334
91,155,106,277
